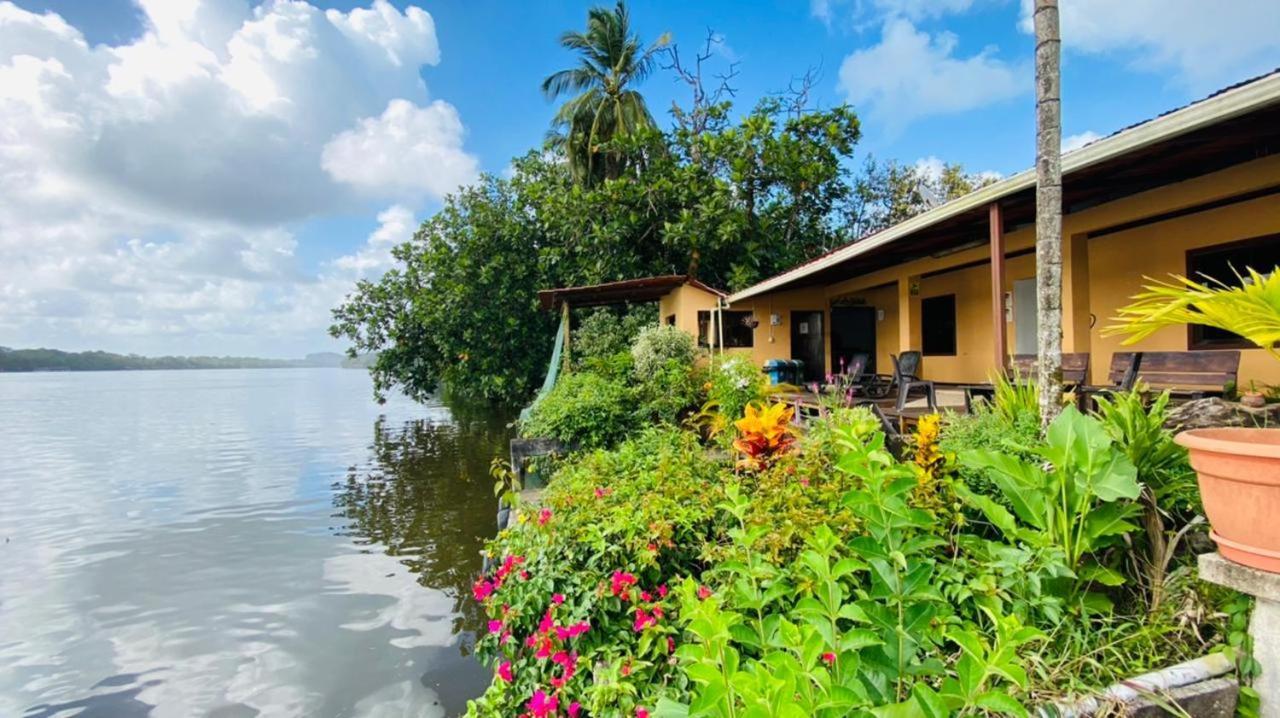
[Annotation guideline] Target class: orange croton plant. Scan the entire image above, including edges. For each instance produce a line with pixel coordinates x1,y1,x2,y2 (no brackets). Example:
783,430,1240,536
732,401,797,469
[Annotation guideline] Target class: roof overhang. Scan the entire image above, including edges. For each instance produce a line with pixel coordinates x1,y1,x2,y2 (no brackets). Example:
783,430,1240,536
728,69,1280,304
538,275,725,311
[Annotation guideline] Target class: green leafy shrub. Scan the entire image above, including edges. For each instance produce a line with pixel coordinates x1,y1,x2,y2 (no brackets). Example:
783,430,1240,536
630,324,696,379
521,372,636,449
703,356,767,435
633,359,703,426
466,428,725,718
573,307,656,373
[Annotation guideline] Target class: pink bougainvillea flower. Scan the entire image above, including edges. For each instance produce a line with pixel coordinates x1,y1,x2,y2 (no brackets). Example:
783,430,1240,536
534,636,554,660
653,605,664,619
611,571,637,598
537,508,553,526
646,543,658,553
551,593,565,605
472,579,495,602
637,707,650,718
594,487,611,498
539,609,555,634
519,570,530,580
667,636,676,653
528,690,558,718
640,590,652,602
821,652,837,665
568,702,581,718
487,619,503,634
621,661,631,677
497,661,513,682
697,585,712,600
657,584,668,598
633,608,656,632
565,621,590,638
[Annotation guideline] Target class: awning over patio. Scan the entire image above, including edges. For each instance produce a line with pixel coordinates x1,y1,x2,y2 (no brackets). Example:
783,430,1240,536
537,275,725,311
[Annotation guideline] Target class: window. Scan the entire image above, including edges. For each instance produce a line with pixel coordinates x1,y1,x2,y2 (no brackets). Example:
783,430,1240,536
921,294,957,356
697,310,755,348
1186,235,1280,349
665,314,676,326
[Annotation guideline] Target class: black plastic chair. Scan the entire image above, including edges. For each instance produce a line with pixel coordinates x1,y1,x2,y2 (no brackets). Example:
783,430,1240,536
887,351,935,411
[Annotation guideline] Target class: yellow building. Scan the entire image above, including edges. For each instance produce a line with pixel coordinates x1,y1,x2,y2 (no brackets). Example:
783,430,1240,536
715,69,1280,388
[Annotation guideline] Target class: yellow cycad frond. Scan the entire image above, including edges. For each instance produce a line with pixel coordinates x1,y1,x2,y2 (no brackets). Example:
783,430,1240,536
1104,267,1280,360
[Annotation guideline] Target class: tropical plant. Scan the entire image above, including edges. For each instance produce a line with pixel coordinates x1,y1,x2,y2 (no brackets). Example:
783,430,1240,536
732,402,796,469
1093,390,1200,612
573,306,657,371
542,1,670,185
631,324,696,378
1105,266,1280,360
957,406,1143,612
521,371,637,449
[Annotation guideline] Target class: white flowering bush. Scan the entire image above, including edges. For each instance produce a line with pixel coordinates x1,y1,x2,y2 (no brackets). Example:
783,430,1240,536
708,356,766,423
630,324,696,379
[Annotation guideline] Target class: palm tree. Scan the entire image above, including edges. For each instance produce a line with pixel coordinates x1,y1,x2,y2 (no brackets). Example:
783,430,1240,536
542,1,670,185
1033,0,1064,426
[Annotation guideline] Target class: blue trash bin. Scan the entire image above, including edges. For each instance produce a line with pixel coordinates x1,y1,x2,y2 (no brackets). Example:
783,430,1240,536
763,359,786,385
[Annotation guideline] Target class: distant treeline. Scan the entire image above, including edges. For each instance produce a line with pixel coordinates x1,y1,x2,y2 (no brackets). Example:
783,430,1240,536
0,347,367,373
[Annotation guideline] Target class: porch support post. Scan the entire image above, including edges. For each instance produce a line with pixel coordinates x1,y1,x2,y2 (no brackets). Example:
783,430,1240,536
988,202,1007,370
561,300,571,370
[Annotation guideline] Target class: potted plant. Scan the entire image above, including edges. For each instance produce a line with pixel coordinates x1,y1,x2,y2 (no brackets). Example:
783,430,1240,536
1241,380,1267,408
1107,267,1280,572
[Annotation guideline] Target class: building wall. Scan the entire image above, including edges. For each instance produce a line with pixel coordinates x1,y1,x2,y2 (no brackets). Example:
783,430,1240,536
657,284,721,340
715,153,1280,388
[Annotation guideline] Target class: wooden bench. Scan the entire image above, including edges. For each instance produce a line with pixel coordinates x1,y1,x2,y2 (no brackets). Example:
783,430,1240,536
1075,352,1140,410
1130,350,1241,400
963,353,1090,412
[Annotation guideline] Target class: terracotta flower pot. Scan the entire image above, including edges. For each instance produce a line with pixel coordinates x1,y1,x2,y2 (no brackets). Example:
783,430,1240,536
1177,427,1280,573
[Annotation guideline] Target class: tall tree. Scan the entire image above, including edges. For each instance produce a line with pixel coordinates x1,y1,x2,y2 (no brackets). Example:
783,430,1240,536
1033,0,1064,425
542,1,669,185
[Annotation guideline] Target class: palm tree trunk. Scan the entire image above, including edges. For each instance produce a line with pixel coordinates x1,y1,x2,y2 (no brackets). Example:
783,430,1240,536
1034,0,1064,426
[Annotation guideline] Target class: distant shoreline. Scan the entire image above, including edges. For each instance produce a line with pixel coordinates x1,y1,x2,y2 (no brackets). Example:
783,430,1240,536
0,347,373,373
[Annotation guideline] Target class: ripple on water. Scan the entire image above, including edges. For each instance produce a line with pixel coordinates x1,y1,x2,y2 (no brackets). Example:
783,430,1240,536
0,369,510,717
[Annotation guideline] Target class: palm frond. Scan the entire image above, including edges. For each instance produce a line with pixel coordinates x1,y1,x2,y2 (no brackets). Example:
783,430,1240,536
1104,266,1280,359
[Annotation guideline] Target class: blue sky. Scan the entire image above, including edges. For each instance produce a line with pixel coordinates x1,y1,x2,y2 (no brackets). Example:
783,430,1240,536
2,0,1277,357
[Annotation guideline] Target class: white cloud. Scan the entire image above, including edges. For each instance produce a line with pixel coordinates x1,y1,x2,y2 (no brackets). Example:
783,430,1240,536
1019,0,1280,90
837,19,1028,130
0,0,476,357
331,205,417,277
1062,130,1101,152
813,0,983,27
322,99,479,200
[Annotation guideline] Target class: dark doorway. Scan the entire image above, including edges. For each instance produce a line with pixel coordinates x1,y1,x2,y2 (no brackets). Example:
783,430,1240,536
790,310,825,382
831,306,877,375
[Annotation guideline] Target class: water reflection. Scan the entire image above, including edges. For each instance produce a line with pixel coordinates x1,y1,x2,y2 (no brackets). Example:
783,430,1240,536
334,413,511,636
0,370,511,717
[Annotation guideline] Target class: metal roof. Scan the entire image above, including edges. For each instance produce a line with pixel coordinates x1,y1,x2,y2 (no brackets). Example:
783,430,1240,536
538,275,725,311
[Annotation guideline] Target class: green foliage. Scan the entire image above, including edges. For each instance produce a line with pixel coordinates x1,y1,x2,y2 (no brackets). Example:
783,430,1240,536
957,406,1142,613
703,357,767,436
573,306,657,371
1093,390,1200,612
634,359,703,426
542,1,670,185
522,372,637,449
1105,266,1280,360
631,324,697,378
940,402,1041,499
466,428,725,718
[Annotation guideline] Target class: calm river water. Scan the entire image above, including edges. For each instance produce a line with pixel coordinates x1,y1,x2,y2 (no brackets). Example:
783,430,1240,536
0,368,510,717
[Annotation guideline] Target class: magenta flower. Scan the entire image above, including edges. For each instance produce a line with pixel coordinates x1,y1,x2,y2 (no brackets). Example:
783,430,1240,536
551,593,565,605
487,619,503,634
633,608,657,632
568,702,581,718
537,508,552,526
472,579,495,602
637,708,650,718
821,652,837,665
657,584,669,598
697,585,712,600
497,661,512,682
611,571,637,598
528,690,558,718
